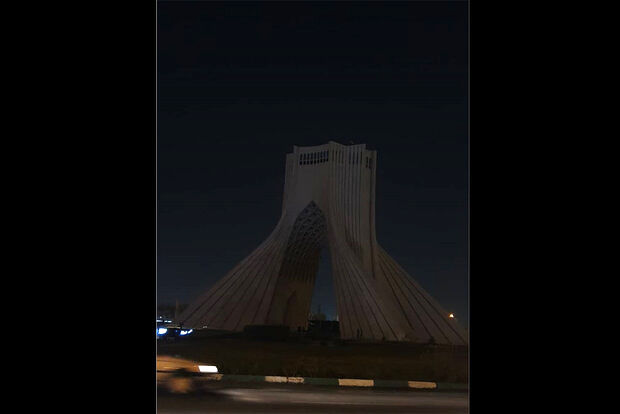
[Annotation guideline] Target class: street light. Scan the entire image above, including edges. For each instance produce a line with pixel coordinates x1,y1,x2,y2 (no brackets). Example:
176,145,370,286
449,313,454,319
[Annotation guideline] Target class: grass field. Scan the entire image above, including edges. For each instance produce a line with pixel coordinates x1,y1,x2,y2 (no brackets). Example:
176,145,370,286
157,335,468,383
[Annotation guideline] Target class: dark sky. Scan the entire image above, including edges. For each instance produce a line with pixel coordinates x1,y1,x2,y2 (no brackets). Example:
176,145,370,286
157,1,468,326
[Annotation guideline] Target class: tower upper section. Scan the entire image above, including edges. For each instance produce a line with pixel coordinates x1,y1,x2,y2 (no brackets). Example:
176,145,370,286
282,141,376,218
280,141,378,268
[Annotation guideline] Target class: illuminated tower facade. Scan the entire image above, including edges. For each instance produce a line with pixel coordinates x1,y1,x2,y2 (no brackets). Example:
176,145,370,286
179,141,467,344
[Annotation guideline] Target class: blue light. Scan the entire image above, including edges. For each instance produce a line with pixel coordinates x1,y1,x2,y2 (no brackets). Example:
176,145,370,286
157,327,168,335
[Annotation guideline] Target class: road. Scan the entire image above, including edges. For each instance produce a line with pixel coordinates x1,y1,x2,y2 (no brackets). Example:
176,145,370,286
157,383,468,413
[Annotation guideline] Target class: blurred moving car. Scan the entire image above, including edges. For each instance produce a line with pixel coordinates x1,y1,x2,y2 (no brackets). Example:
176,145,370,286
157,355,219,393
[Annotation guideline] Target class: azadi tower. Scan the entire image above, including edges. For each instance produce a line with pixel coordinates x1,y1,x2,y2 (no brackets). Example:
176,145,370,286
179,142,467,345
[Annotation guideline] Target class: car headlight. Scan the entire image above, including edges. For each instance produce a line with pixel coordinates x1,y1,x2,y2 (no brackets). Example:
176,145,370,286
158,327,168,335
198,365,218,373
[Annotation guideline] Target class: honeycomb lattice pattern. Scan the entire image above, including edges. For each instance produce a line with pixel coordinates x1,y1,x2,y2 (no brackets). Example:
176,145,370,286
280,202,327,282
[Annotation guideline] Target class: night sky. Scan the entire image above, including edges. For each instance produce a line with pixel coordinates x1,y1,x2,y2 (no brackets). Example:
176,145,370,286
157,1,468,327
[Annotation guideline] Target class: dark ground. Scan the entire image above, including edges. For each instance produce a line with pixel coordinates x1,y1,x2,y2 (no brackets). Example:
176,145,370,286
157,334,468,383
158,383,468,414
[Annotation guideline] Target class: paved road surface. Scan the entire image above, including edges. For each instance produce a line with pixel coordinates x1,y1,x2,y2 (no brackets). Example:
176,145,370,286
157,383,468,413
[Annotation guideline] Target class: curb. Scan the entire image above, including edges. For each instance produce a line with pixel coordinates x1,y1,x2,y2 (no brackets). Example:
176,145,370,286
200,374,467,391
